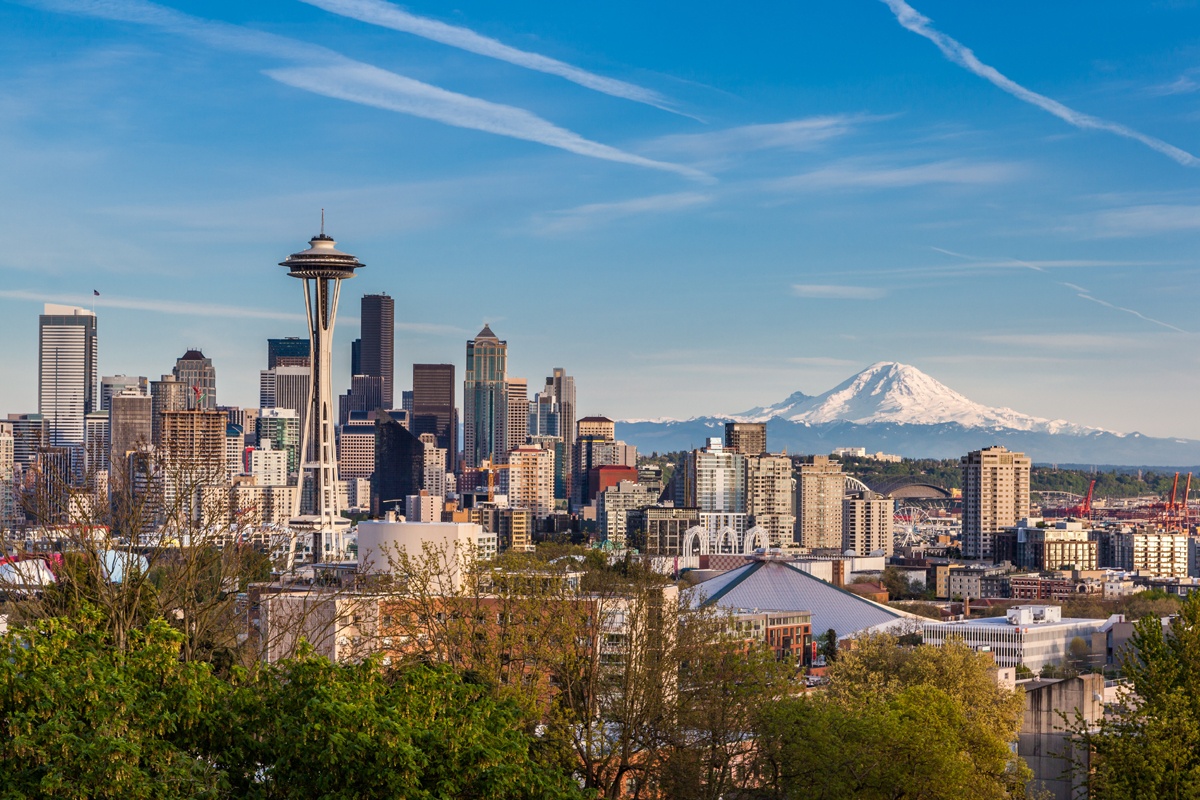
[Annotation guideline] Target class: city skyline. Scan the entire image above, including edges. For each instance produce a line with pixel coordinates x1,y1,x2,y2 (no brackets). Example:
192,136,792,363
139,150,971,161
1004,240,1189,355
2,2,1200,436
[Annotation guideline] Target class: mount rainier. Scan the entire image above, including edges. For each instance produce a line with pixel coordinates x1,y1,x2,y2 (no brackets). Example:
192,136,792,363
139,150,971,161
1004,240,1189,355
617,362,1200,466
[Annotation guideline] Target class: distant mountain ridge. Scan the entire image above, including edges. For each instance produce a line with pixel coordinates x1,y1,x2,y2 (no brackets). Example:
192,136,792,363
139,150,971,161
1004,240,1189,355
616,362,1200,466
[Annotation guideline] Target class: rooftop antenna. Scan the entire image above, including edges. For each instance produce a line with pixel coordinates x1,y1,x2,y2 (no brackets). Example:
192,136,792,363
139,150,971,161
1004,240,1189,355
320,208,325,236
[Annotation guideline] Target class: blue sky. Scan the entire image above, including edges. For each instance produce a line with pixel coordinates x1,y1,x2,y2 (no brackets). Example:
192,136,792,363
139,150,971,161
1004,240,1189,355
2,0,1200,437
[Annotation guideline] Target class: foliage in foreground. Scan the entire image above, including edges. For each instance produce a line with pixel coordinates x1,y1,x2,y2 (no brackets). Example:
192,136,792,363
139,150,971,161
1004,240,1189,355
0,610,587,800
1076,590,1200,799
752,635,1031,800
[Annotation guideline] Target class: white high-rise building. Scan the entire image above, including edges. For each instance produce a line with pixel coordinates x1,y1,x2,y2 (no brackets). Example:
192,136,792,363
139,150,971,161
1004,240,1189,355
746,454,796,547
38,304,98,450
249,441,289,487
0,425,16,528
419,433,447,498
685,439,746,514
961,446,1031,560
843,490,894,557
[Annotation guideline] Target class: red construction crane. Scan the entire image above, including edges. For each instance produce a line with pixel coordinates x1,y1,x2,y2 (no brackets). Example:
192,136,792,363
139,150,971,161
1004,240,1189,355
1080,479,1096,520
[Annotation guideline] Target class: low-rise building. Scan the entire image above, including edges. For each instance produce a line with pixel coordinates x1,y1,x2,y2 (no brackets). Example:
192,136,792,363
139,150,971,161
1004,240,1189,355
922,605,1107,671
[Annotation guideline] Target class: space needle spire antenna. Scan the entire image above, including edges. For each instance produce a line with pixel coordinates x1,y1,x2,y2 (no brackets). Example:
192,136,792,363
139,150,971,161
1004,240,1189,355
279,222,364,564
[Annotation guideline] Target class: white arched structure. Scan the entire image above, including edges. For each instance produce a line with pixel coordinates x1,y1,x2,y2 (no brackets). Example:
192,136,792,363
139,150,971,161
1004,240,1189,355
682,525,709,556
743,525,769,554
715,526,738,554
845,476,872,494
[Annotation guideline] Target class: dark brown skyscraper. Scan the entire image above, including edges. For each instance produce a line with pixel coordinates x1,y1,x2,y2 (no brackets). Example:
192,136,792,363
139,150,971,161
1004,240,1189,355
360,294,394,409
412,363,456,468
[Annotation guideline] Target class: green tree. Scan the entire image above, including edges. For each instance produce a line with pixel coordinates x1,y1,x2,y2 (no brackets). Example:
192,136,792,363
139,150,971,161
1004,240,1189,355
1074,590,1200,798
818,628,838,663
0,609,591,800
765,634,1032,799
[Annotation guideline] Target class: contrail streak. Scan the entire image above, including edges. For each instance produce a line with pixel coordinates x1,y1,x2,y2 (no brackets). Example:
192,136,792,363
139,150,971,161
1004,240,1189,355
881,0,1200,168
298,0,682,114
24,0,706,179
931,247,1190,333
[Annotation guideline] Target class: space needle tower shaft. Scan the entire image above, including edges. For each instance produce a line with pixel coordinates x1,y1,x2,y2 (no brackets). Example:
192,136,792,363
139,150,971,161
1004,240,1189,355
279,217,364,561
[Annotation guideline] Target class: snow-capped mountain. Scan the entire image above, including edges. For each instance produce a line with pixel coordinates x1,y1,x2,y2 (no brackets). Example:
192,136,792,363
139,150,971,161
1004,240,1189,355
616,362,1200,465
729,362,1101,435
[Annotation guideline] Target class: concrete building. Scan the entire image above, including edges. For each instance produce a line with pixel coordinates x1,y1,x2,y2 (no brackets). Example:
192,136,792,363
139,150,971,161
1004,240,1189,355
84,411,110,476
498,508,534,553
463,325,507,470
224,423,244,481
505,378,529,456
797,455,844,549
1019,674,1105,800
923,605,1106,671
249,440,289,486
0,426,15,528
637,506,701,555
263,366,311,452
746,454,796,548
573,435,637,507
947,564,1009,600
598,480,658,548
576,416,615,441
1003,519,1098,571
39,304,98,451
159,409,229,522
7,413,45,465
507,445,555,518
1093,527,1189,577
724,422,766,455
842,490,894,557
405,490,441,522
419,433,447,499
337,413,375,480
173,349,216,410
961,446,1031,560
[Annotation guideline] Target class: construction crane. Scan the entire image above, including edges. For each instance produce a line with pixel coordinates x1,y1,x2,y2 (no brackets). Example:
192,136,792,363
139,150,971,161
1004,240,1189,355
479,459,510,503
1080,479,1096,521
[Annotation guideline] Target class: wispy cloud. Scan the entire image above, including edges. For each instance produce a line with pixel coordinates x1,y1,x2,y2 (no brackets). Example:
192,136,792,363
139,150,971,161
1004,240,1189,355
268,63,708,181
880,0,1200,167
648,116,868,161
791,284,887,300
978,333,1136,350
0,288,303,321
786,356,858,366
1078,204,1200,238
1148,73,1199,97
768,159,1017,191
533,191,712,233
297,0,681,114
26,0,706,179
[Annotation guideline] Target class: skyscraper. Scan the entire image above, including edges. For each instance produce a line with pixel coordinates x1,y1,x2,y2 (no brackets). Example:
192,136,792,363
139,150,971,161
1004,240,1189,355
360,294,394,409
796,455,844,549
961,446,1031,560
38,304,97,450
412,364,456,464
267,337,310,369
338,374,384,425
110,390,153,471
100,375,147,411
505,378,529,455
843,490,894,557
746,453,796,547
173,349,217,410
372,410,425,517
724,422,766,455
544,368,576,500
463,325,507,470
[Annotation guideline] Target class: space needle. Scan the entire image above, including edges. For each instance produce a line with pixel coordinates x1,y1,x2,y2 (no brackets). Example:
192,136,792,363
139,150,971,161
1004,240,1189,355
280,216,363,563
